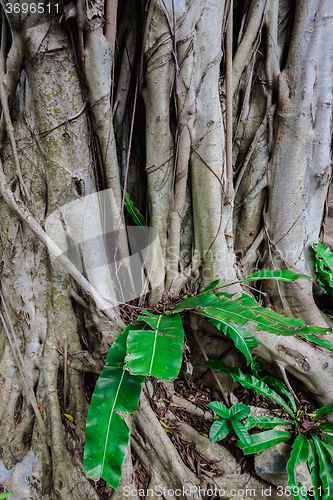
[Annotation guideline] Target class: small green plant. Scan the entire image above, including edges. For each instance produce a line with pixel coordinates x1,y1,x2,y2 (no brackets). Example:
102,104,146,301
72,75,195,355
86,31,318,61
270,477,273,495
313,238,333,300
124,192,146,227
208,402,251,445
83,269,332,489
207,359,333,500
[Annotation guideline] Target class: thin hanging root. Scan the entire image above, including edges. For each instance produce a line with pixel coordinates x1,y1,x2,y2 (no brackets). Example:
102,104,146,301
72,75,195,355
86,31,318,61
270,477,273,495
105,0,118,58
166,125,190,291
0,17,29,200
190,313,230,406
276,361,300,403
195,344,236,385
0,294,48,439
64,342,68,413
225,0,233,201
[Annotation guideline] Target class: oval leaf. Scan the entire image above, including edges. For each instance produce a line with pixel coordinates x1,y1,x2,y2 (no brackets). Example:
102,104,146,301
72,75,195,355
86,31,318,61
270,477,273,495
209,419,230,443
208,401,230,419
231,420,251,446
229,403,251,421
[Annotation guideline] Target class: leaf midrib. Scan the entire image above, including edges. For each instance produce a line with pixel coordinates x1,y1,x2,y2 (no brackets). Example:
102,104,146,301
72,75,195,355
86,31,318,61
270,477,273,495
101,368,126,475
149,315,161,375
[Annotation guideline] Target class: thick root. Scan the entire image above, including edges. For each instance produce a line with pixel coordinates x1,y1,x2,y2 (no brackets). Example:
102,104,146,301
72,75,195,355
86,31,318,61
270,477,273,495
128,384,290,500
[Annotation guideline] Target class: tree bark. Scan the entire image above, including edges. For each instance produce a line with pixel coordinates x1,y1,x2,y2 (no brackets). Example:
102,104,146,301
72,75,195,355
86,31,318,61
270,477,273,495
0,0,332,498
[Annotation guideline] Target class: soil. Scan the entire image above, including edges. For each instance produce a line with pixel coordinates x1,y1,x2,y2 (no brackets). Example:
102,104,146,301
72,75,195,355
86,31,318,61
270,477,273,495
131,365,322,500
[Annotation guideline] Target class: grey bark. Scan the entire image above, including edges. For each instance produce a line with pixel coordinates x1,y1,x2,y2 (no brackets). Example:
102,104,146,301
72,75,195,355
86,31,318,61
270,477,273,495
0,0,332,498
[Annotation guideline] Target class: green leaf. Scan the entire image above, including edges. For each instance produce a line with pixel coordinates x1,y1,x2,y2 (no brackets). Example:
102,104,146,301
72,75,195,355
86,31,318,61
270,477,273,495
244,416,290,430
231,420,251,446
312,435,333,500
217,269,311,289
189,291,329,336
313,239,333,288
321,433,333,445
250,357,263,376
83,326,144,489
260,375,296,413
242,269,311,282
308,439,321,500
299,334,333,352
209,419,230,442
126,314,184,380
0,493,11,499
229,403,251,421
200,279,220,294
206,359,240,376
172,291,218,313
207,360,295,417
207,401,230,419
124,192,146,227
321,435,333,462
287,433,309,500
209,320,257,366
237,429,290,454
317,423,333,432
312,404,333,421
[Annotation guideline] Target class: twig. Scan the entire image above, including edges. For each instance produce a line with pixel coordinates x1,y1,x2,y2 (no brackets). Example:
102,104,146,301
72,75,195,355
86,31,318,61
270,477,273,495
37,101,86,140
195,345,236,385
265,226,285,308
276,362,299,403
120,73,139,223
190,314,229,407
190,145,223,188
0,294,48,438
